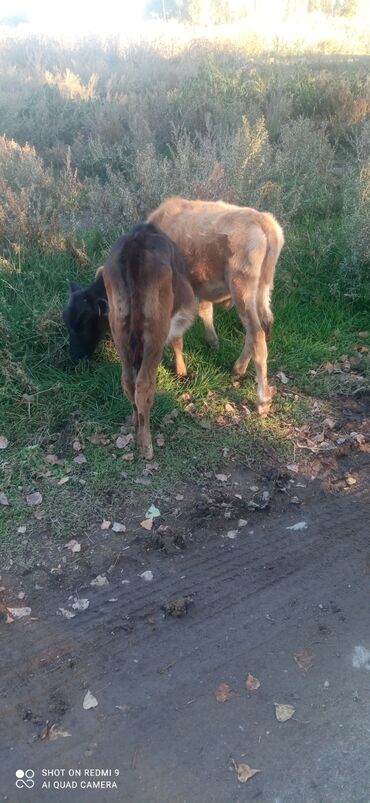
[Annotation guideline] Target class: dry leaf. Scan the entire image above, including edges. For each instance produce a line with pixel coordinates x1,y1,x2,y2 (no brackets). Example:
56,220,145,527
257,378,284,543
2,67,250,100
215,683,235,702
7,606,31,619
358,331,369,338
236,763,261,783
58,607,76,619
277,370,289,384
139,570,153,581
346,475,356,486
286,521,307,531
294,650,314,672
90,574,109,587
45,454,63,465
17,526,26,534
0,436,9,449
89,433,107,445
122,451,134,461
83,690,98,710
72,440,82,451
64,539,81,553
41,723,71,741
0,492,9,506
101,519,111,530
215,473,229,482
156,433,165,447
275,703,295,722
287,463,299,473
112,521,126,533
58,476,70,486
115,433,134,449
323,417,335,430
74,454,87,464
140,518,153,531
246,673,261,691
26,492,42,507
71,598,90,611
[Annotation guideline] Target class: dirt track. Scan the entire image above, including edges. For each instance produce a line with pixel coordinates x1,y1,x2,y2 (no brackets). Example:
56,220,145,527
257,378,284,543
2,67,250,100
1,397,369,803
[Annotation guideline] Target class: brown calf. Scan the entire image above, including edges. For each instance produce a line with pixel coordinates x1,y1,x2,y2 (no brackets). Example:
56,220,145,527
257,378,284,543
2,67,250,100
148,197,284,416
102,223,196,459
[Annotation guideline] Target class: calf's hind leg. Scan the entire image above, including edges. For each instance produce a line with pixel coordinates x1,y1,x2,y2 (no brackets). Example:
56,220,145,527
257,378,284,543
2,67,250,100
134,349,163,459
231,271,275,417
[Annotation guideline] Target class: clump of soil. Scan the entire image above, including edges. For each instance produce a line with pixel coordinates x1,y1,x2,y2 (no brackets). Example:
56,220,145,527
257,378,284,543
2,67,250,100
161,596,193,618
151,526,186,554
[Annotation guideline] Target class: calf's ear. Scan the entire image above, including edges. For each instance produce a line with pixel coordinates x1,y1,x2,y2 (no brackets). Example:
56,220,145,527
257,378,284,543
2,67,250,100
69,280,81,293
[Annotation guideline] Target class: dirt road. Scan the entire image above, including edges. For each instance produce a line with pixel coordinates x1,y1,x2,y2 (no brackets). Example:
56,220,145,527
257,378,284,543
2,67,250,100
1,399,369,803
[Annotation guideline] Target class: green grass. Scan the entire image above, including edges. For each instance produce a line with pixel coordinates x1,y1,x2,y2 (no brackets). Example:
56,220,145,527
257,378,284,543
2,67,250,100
0,218,369,559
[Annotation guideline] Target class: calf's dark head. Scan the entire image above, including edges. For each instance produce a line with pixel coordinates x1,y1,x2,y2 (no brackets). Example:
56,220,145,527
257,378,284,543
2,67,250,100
63,274,108,360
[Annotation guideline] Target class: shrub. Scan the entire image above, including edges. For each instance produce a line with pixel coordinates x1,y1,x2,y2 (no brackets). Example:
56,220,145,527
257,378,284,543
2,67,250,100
333,162,370,301
272,117,337,219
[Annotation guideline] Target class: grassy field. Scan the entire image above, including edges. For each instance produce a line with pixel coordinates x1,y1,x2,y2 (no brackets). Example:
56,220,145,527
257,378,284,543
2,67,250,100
0,25,369,556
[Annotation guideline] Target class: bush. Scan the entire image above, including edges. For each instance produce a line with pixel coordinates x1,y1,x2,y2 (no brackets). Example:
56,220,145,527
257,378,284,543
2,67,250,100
272,117,337,219
333,162,370,301
0,136,81,247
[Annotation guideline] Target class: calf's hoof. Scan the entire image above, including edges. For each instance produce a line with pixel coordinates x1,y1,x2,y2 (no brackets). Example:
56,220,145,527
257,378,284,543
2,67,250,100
140,443,154,460
206,335,219,349
256,385,276,417
232,360,247,378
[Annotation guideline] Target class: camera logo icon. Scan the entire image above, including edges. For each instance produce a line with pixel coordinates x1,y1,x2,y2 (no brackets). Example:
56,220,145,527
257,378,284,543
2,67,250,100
15,769,35,789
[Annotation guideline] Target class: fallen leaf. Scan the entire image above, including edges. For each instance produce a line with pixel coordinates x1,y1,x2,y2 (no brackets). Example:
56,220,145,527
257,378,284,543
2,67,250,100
238,518,248,528
145,504,160,519
6,613,14,623
277,370,289,384
17,591,25,600
101,519,111,530
226,530,238,539
346,475,356,486
64,539,81,553
139,570,153,581
26,492,42,507
216,474,229,482
294,650,314,672
115,433,134,449
0,492,9,506
236,763,261,783
246,673,261,691
71,598,90,611
58,476,70,486
112,522,126,533
83,690,98,710
175,494,184,501
323,417,335,430
17,526,27,534
122,451,134,461
287,463,299,473
323,361,334,374
286,521,307,531
0,436,9,449
89,433,107,445
215,683,235,702
72,440,83,451
7,606,31,619
275,703,295,722
45,454,63,465
140,518,153,531
358,331,369,338
58,607,76,619
90,574,109,587
41,723,71,741
156,433,165,447
74,454,87,464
